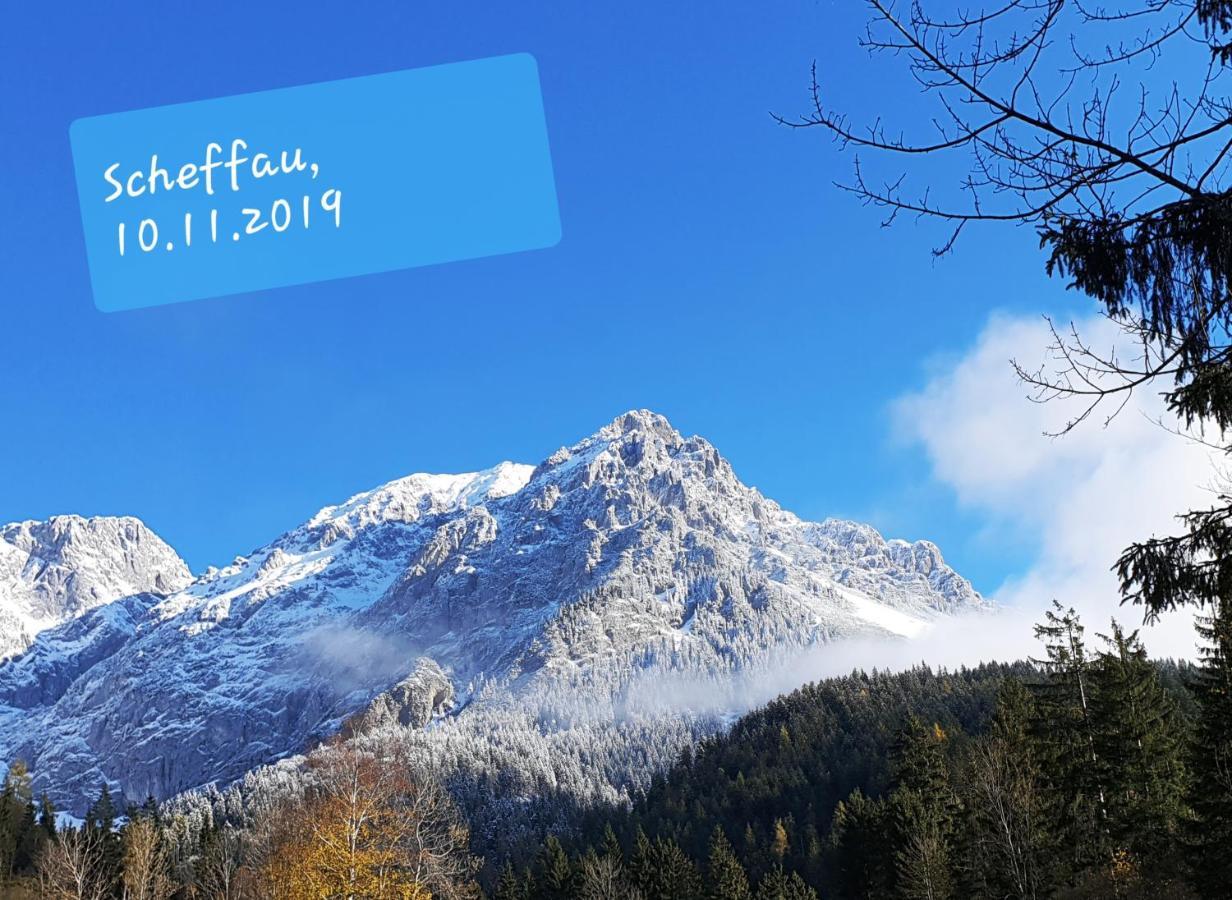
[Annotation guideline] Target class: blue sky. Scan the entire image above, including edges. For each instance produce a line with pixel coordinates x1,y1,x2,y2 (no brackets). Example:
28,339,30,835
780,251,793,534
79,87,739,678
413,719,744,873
0,1,1094,590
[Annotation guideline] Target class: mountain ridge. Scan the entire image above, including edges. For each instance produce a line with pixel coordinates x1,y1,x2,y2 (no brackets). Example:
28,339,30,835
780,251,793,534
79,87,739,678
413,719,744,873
0,410,987,814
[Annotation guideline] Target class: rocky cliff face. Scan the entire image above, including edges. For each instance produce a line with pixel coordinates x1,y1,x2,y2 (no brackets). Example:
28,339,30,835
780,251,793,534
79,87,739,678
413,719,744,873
0,411,987,812
0,516,191,660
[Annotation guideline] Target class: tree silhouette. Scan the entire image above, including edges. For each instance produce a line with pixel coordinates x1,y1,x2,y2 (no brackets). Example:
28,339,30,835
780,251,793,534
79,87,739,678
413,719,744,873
789,0,1232,621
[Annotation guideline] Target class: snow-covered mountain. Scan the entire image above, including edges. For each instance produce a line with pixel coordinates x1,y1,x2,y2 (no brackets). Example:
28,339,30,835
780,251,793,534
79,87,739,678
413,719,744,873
0,411,986,813
0,516,191,660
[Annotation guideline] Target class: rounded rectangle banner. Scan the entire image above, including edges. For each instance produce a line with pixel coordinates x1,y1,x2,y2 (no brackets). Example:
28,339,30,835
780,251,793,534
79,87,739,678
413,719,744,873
70,53,562,312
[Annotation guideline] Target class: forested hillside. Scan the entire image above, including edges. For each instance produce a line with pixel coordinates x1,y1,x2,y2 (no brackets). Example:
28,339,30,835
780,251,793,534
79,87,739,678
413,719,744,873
498,604,1227,900
565,662,1022,886
2,600,1229,898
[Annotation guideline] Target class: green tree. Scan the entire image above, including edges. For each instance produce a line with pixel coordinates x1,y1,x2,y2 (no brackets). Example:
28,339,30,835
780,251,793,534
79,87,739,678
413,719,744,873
1186,598,1232,898
889,717,959,900
893,793,954,900
536,835,576,900
644,836,703,900
601,823,623,866
629,826,655,893
741,822,764,878
708,826,752,900
84,783,121,893
893,719,956,818
37,794,56,841
1031,602,1107,875
494,860,525,900
134,793,160,825
829,789,893,900
0,760,37,881
1090,622,1190,866
85,783,117,834
753,865,817,900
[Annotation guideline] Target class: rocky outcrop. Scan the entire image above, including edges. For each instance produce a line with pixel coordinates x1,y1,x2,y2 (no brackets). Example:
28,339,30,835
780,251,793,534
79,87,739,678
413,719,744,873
344,658,454,735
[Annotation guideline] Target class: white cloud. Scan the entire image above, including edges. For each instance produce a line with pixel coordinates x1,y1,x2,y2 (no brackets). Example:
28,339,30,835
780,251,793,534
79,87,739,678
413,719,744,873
894,312,1222,660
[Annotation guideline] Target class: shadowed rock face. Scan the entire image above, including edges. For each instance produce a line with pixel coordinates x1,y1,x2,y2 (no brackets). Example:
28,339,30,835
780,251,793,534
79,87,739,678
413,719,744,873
0,516,191,660
0,411,987,813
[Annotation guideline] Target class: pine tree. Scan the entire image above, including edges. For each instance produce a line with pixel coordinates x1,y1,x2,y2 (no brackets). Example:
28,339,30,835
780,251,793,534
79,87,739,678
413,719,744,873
894,798,954,900
601,823,623,866
494,860,524,900
753,864,817,900
0,761,27,881
138,793,160,824
828,789,892,900
893,719,956,819
1030,601,1107,874
1186,598,1232,898
0,760,39,882
708,826,752,900
630,825,655,893
1090,621,1189,866
536,835,576,900
799,823,823,887
85,782,121,889
889,717,959,900
644,836,703,900
37,793,56,840
86,783,117,834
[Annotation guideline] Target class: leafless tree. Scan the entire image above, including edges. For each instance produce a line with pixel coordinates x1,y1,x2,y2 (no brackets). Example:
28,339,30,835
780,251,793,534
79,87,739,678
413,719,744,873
578,852,638,899
120,818,174,900
195,824,246,900
393,770,480,899
37,828,110,900
897,817,955,900
965,735,1047,899
783,0,1232,258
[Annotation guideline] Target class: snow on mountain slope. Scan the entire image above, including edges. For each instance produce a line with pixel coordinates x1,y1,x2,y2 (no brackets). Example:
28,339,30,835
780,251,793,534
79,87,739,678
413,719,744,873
0,516,191,660
0,412,987,813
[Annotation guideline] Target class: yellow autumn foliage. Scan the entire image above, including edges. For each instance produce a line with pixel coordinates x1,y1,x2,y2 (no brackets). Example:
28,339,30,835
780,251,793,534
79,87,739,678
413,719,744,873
252,742,475,899
261,822,431,899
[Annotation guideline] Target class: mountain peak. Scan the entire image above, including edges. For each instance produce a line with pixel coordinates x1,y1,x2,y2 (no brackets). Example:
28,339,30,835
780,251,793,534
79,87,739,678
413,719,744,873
599,409,680,440
0,514,190,659
531,409,694,484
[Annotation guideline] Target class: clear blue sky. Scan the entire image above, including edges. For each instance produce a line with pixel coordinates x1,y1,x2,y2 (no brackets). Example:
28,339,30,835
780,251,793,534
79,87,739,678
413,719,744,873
0,1,1088,589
